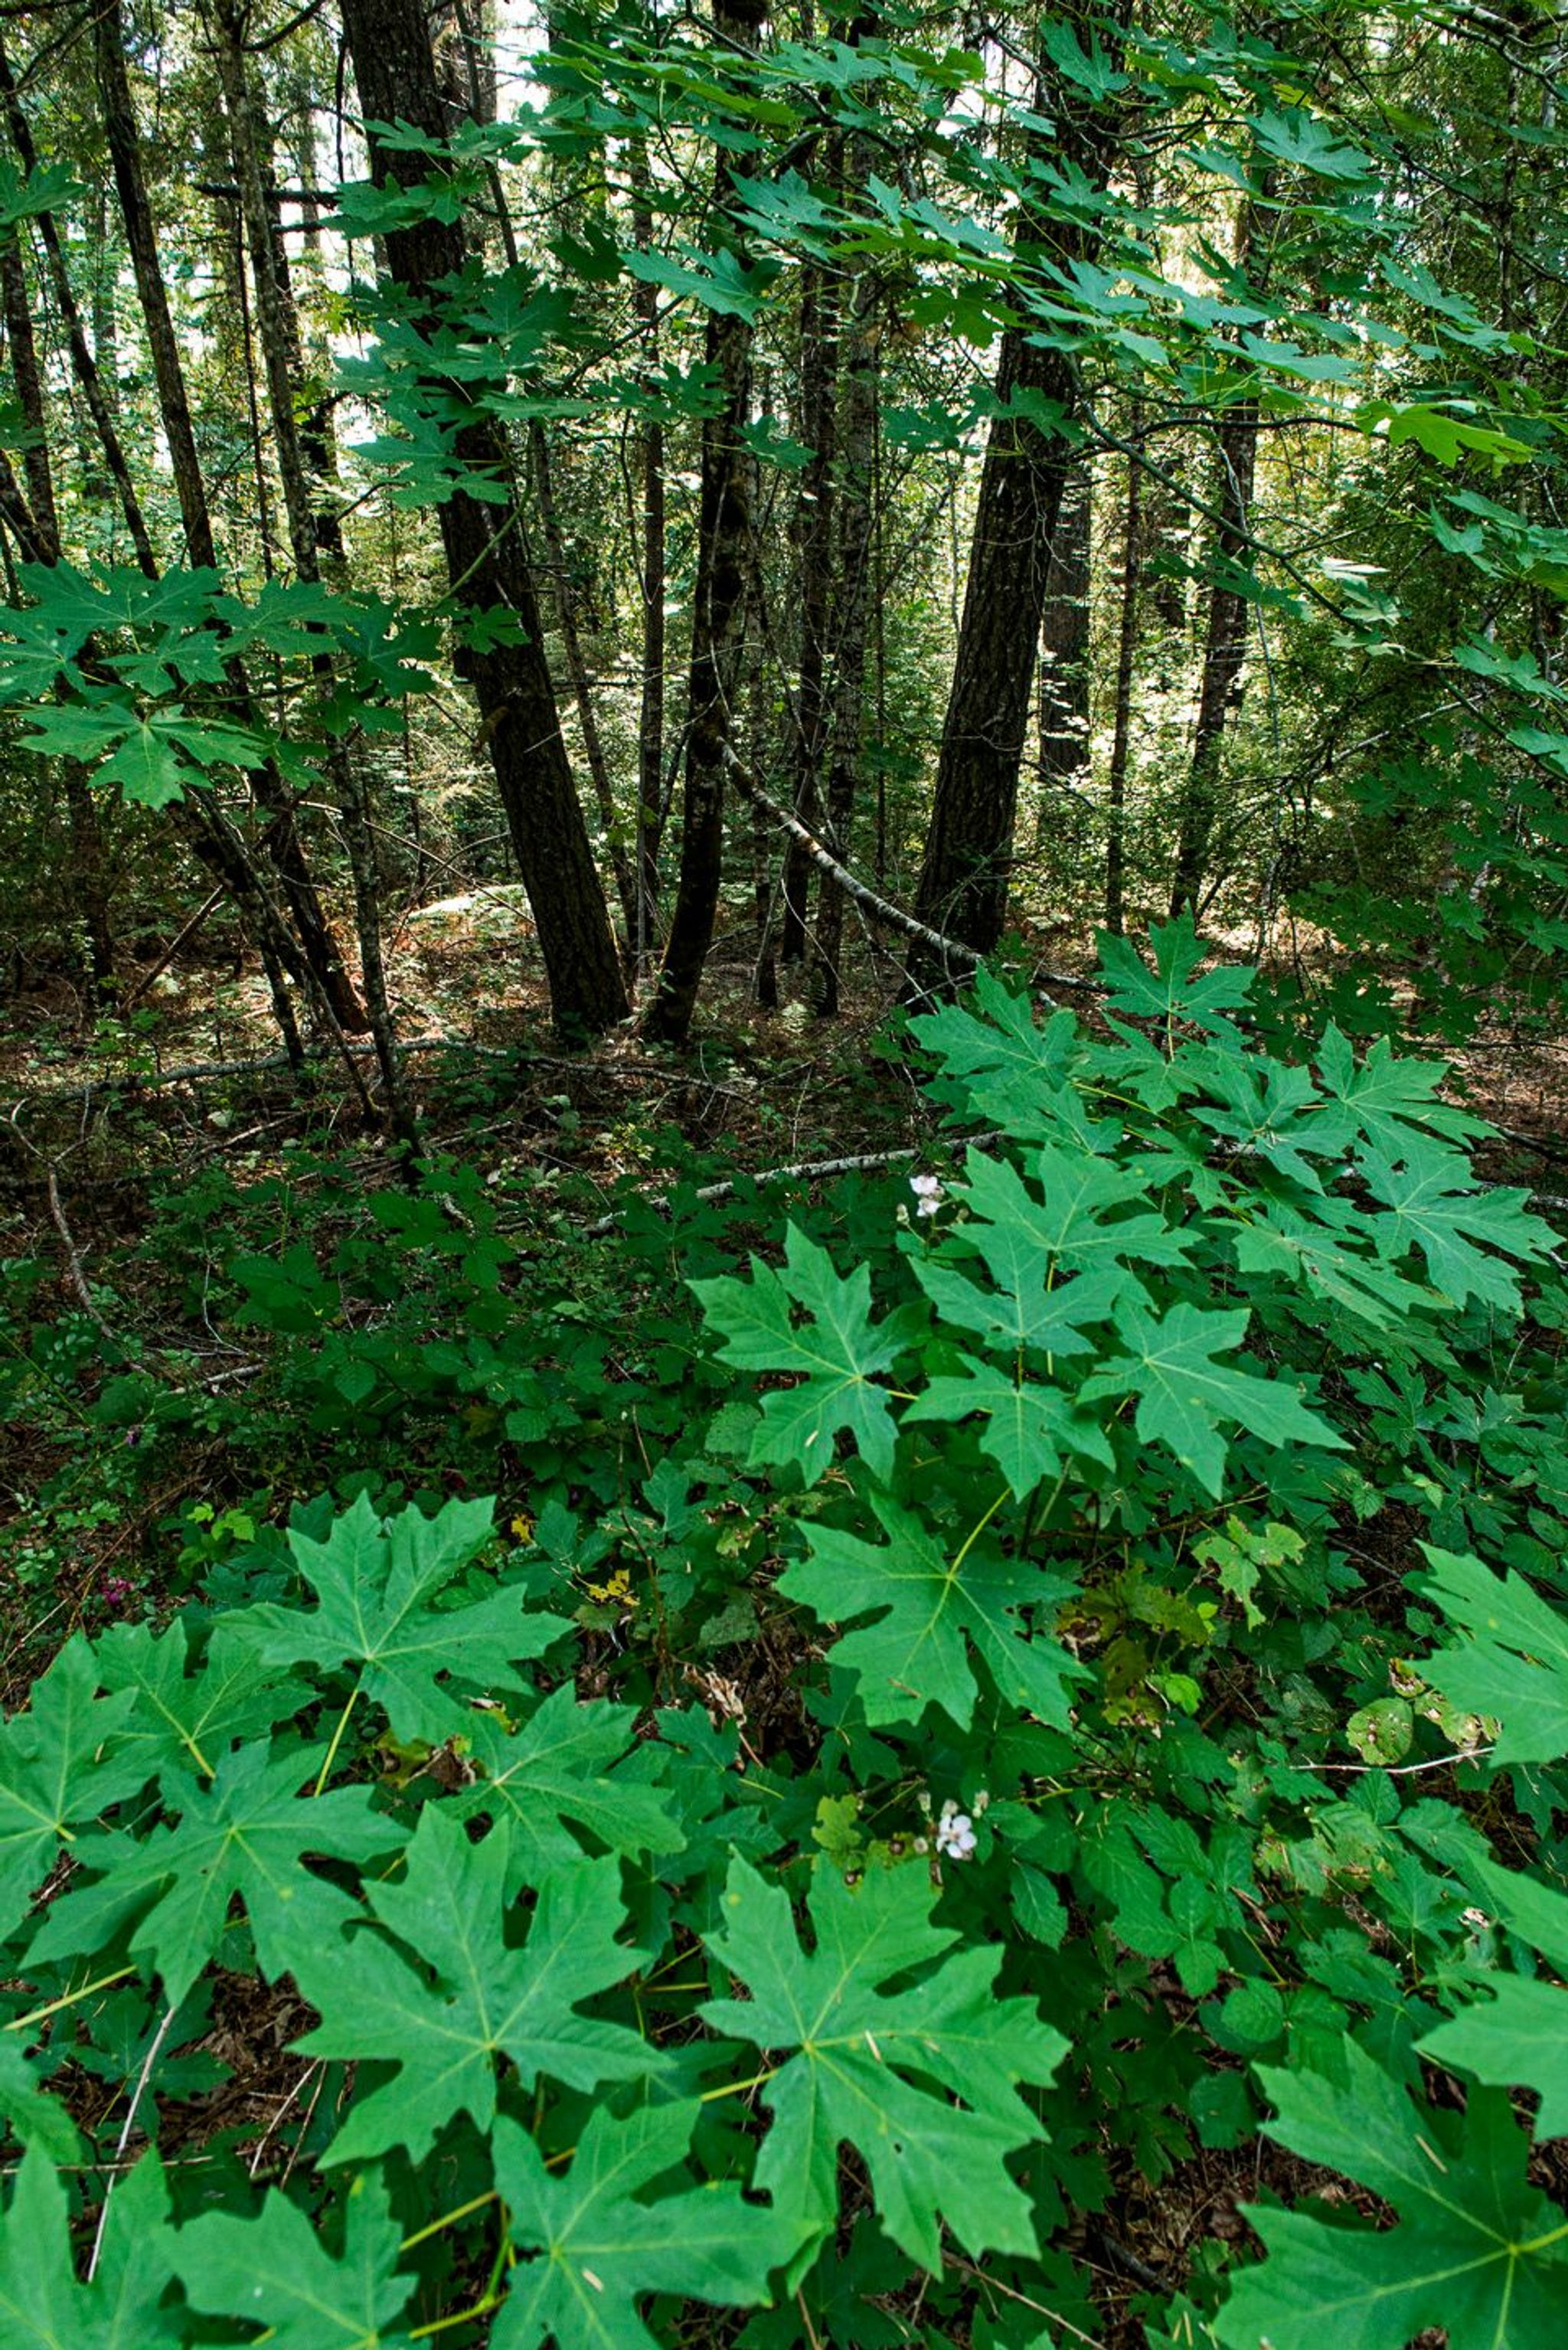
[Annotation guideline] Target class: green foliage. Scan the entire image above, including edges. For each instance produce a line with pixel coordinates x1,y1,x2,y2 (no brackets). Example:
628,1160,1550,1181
3,929,1568,2342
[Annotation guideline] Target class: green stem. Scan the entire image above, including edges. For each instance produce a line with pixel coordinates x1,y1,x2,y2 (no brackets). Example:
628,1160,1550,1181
312,1683,362,1796
6,1966,136,2034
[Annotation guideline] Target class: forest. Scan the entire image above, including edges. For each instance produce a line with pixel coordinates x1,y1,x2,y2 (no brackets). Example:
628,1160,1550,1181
3,0,1568,2340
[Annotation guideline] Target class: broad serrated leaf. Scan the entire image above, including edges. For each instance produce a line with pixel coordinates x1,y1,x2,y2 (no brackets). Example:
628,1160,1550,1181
904,1357,1114,1498
0,2041,82,2164
0,2147,174,2348
175,2170,413,2348
94,1616,309,1783
779,1490,1083,1729
1418,1858,1568,2135
0,1637,145,1946
1080,1300,1342,1496
1361,1146,1553,1311
1095,914,1253,1031
1419,1546,1568,1764
1215,2037,1568,2348
492,2101,799,2349
453,1683,684,1887
939,1146,1183,1296
240,1493,571,1740
692,1224,903,1484
40,1740,392,2003
702,1855,1067,2269
293,1809,660,2163
1314,1026,1485,1159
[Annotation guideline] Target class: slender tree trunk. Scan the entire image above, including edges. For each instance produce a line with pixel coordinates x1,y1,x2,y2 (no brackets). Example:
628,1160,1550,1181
95,0,369,1034
629,139,665,973
340,0,628,1040
529,420,639,948
641,0,766,1046
811,138,878,1018
0,36,156,577
214,0,415,1139
1168,179,1273,917
915,11,1124,960
0,215,116,990
779,253,838,966
1034,460,1093,832
1105,423,1143,936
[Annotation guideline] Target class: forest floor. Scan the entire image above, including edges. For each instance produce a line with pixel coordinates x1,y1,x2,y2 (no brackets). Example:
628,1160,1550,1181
2,902,1566,2345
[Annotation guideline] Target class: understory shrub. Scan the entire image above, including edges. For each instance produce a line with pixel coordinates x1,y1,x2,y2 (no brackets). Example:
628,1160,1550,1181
3,922,1568,2345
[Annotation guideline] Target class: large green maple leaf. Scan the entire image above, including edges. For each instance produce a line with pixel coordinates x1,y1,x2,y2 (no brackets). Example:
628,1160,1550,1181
1419,1546,1568,1765
691,1223,906,1484
1419,1858,1568,2138
0,2147,175,2348
238,1493,572,1741
93,1616,309,1783
175,2171,414,2348
1095,912,1253,1031
452,1683,684,1890
1361,1144,1553,1311
491,2101,800,2349
1080,1299,1342,1495
1215,2036,1568,2349
293,1809,660,2163
28,1739,392,2002
701,1856,1067,2268
0,1636,146,1946
778,1491,1083,1729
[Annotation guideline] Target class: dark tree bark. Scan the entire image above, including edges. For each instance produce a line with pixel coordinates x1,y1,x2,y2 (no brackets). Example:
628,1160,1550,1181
1105,421,1144,936
340,0,629,1039
530,418,640,950
628,138,666,974
1034,460,1093,823
810,134,879,1018
1168,178,1274,917
0,198,116,989
94,0,369,1035
779,253,838,967
214,0,416,1142
641,0,766,1046
915,8,1125,959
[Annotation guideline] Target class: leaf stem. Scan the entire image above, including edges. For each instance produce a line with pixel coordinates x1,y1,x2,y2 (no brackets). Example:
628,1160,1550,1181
5,1966,136,2034
949,1486,1009,1577
400,2188,498,2251
312,1683,363,1796
698,2066,777,2104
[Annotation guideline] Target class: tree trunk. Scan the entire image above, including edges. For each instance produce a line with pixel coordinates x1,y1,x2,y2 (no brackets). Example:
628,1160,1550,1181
629,139,665,974
640,0,765,1046
215,0,415,1140
1034,460,1093,828
779,253,838,967
1168,179,1273,917
529,419,639,949
810,136,878,1018
95,0,369,1034
1105,421,1144,936
0,35,157,577
915,11,1124,960
339,0,629,1041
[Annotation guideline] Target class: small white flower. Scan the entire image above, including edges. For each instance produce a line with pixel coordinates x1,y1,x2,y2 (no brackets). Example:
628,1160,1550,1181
909,1173,943,1218
1462,1906,1491,1931
935,1800,976,1861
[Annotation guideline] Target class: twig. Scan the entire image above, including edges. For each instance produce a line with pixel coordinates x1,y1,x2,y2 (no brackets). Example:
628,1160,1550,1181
45,1166,116,1342
117,885,227,1014
724,745,1099,995
86,2002,178,2281
721,747,986,979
